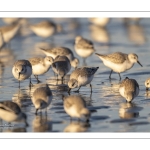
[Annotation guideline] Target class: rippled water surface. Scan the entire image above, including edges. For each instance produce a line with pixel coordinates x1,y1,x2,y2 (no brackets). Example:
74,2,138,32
0,18,150,132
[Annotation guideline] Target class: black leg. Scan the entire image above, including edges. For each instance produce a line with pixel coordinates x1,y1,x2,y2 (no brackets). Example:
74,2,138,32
35,109,38,115
109,70,113,79
118,73,121,80
90,84,92,93
19,80,20,89
34,75,40,83
70,117,72,123
45,108,47,116
29,77,33,87
61,77,64,84
75,86,81,93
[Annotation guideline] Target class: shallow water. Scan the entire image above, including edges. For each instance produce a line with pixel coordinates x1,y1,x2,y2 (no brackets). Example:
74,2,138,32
0,18,150,132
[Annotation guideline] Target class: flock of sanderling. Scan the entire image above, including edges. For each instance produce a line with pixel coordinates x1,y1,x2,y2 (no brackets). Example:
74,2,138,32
0,18,149,129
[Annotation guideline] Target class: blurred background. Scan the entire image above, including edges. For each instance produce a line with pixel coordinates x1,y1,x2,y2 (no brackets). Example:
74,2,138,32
0,18,150,132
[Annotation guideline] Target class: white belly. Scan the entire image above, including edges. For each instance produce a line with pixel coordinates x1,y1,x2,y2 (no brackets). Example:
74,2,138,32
64,106,80,118
31,28,55,38
75,48,94,58
32,64,50,75
119,86,125,98
78,75,94,87
0,109,18,122
101,58,133,73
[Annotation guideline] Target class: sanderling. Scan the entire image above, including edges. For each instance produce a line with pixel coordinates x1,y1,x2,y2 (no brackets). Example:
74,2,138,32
32,84,53,115
63,95,91,122
52,55,71,84
29,20,62,38
0,31,5,49
119,77,139,103
95,52,143,80
2,18,20,25
12,59,32,88
0,101,28,126
29,56,54,83
40,47,79,69
88,18,110,27
68,66,99,93
74,36,95,61
0,23,21,43
145,78,150,91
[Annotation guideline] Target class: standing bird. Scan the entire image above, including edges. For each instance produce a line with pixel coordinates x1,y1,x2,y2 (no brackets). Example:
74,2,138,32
52,56,71,84
68,66,99,93
29,20,62,38
63,95,91,122
32,84,53,115
0,101,28,126
12,60,32,88
119,77,139,103
74,36,95,64
0,31,5,50
40,47,79,69
95,52,143,80
29,56,54,83
0,23,21,43
145,78,150,91
88,17,110,27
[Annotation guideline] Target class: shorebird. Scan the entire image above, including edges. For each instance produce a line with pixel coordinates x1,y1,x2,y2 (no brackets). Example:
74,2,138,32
68,66,99,93
0,23,21,43
40,47,79,69
74,36,95,64
32,84,53,115
52,55,71,84
29,56,54,83
63,95,91,122
119,77,139,103
0,101,28,126
0,31,5,49
88,18,110,27
12,60,32,88
29,20,62,38
95,52,143,80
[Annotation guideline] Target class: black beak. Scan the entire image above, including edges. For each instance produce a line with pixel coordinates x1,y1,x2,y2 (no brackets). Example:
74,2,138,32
137,61,143,67
35,109,38,115
68,88,71,94
18,72,21,79
25,121,29,127
146,87,149,91
86,119,90,123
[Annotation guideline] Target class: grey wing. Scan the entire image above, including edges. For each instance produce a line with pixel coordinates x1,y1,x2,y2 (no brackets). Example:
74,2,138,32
106,52,127,64
80,39,93,47
0,101,21,114
29,57,42,66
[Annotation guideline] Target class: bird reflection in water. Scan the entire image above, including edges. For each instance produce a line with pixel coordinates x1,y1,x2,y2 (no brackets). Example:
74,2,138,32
119,103,142,119
64,121,90,132
124,21,146,46
89,25,110,44
32,115,52,132
12,89,31,108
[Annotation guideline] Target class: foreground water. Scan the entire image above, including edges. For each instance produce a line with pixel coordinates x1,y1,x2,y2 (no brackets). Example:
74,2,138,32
0,18,150,132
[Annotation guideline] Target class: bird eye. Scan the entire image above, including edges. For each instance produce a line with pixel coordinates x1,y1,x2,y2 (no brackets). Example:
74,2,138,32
147,83,149,85
72,83,75,86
